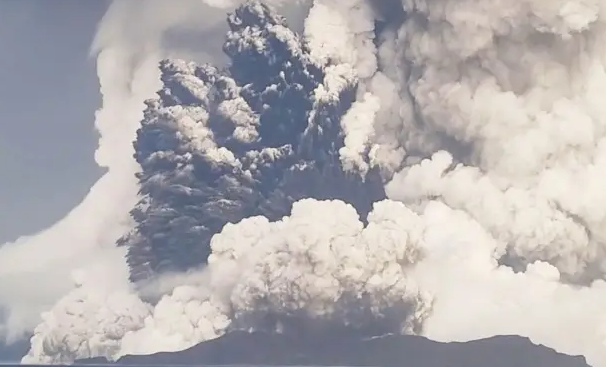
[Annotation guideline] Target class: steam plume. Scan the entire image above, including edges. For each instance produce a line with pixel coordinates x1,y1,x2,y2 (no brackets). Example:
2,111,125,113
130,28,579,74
0,0,231,346
0,2,154,343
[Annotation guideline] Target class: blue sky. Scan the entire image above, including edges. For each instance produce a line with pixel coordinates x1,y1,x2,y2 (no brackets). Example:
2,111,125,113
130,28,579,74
0,0,108,243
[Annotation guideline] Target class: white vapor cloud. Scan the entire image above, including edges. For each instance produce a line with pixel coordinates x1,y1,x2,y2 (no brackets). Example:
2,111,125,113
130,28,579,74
0,17,150,346
0,0,217,344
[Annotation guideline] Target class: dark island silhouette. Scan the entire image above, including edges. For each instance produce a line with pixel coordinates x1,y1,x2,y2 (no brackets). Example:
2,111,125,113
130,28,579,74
77,329,590,367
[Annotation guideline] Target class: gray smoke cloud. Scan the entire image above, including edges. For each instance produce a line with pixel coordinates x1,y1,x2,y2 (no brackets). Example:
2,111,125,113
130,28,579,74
118,2,385,282
16,0,606,366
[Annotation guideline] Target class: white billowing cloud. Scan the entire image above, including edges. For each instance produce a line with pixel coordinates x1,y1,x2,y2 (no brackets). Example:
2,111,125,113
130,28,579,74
367,0,606,365
404,200,606,365
23,198,433,363
0,10,159,344
22,248,147,364
304,0,377,78
303,0,384,175
375,0,606,282
204,198,430,335
339,92,381,175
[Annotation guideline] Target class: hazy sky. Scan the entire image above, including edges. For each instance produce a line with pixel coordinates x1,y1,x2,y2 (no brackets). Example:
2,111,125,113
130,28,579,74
0,0,109,243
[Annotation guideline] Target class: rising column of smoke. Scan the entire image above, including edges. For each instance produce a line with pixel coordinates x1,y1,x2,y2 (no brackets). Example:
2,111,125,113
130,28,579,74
15,10,167,358
0,0,235,350
117,0,385,283
0,3,160,343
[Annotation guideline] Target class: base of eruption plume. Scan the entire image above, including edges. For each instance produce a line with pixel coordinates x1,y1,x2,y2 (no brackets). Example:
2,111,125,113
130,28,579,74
75,330,590,367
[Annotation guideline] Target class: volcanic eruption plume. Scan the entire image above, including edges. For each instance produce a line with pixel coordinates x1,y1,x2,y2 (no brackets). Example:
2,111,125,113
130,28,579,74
17,1,606,366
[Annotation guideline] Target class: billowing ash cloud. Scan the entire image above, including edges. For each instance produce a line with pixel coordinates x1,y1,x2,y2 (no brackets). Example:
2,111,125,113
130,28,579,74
119,2,385,281
378,0,606,283
20,0,606,366
23,198,432,363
